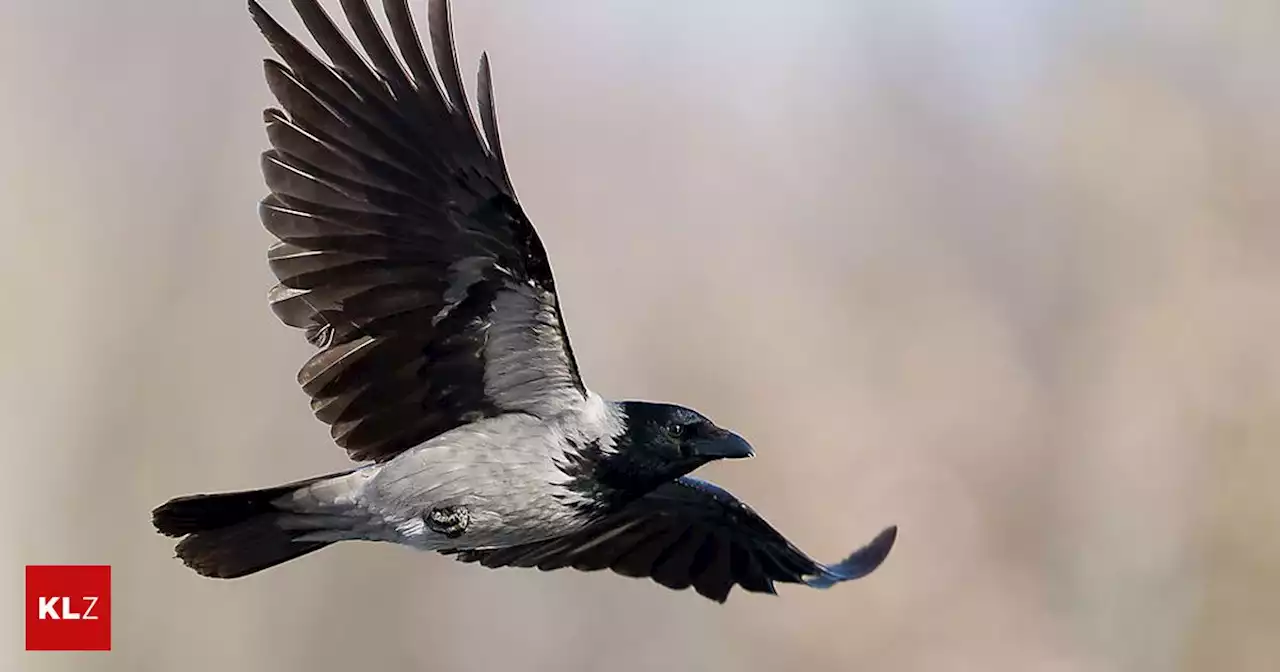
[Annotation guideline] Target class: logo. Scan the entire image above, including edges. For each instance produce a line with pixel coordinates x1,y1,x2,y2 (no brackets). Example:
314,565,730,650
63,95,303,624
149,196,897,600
25,565,111,651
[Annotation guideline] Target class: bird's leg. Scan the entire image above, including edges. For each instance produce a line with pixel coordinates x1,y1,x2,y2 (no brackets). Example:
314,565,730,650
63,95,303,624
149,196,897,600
425,505,471,538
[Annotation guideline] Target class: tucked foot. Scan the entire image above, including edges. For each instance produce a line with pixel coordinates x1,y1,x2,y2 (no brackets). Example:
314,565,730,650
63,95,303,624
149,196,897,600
425,505,471,538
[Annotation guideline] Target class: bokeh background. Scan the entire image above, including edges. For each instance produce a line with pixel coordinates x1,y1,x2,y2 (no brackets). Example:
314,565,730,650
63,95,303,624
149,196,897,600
4,1,1279,670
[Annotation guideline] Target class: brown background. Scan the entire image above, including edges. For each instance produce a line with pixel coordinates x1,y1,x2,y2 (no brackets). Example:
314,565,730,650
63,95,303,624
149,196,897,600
4,1,1279,670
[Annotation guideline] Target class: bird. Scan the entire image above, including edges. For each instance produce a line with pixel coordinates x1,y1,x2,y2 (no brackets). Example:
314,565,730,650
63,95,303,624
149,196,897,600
151,0,897,604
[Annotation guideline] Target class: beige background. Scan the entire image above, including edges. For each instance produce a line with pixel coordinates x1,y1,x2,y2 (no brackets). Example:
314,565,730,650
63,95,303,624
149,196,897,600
4,1,1279,670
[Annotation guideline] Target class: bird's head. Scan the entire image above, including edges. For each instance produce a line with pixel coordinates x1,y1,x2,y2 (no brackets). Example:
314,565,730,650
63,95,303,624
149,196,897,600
580,401,754,499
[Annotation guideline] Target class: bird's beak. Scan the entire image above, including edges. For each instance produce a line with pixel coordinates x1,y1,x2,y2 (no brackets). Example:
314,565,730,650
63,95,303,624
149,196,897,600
695,430,755,460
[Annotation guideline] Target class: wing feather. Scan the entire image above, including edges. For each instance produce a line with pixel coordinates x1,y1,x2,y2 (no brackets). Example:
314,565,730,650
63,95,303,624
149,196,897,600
247,0,586,462
450,477,897,603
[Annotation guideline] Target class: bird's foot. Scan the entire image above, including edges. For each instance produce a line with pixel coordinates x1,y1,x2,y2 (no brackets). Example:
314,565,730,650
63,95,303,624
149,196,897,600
425,505,471,538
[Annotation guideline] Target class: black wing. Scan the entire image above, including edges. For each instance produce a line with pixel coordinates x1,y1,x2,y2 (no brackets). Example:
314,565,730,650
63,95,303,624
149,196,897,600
449,477,897,603
249,0,586,462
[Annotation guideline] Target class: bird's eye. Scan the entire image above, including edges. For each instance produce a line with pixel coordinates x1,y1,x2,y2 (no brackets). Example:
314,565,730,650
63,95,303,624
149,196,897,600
667,424,696,458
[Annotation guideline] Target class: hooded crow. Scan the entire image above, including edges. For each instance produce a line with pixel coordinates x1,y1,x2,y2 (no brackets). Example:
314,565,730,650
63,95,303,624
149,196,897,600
151,0,897,603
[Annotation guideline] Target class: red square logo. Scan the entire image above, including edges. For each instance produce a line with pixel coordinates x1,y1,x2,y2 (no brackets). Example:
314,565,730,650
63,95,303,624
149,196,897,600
25,565,111,651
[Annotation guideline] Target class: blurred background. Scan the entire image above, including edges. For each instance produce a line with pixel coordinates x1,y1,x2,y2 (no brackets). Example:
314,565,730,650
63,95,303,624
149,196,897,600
3,1,1279,670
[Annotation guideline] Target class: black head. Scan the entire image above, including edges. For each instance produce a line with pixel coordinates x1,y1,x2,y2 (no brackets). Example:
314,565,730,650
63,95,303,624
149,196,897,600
587,401,754,498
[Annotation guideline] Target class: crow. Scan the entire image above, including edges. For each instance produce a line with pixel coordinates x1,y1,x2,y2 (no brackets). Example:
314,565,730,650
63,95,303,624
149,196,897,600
151,0,897,603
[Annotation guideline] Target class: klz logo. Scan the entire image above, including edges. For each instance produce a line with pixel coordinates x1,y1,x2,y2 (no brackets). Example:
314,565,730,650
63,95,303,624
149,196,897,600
25,565,111,651
38,596,102,620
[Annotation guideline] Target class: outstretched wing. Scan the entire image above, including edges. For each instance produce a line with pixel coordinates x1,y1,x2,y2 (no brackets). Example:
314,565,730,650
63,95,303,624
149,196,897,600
449,477,897,603
249,0,586,462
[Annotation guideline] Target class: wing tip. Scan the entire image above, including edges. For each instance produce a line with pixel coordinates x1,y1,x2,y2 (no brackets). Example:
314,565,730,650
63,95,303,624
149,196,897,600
805,524,897,589
246,0,272,32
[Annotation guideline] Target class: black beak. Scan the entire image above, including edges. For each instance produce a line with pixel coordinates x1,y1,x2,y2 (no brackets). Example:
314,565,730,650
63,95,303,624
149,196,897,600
694,429,755,460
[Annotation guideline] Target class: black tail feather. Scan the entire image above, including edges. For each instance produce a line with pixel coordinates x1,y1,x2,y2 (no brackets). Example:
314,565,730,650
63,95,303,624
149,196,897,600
153,480,310,537
172,516,333,579
152,473,344,579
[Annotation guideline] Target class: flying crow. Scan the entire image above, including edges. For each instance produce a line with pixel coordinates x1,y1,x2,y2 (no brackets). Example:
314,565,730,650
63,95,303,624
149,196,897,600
151,0,897,603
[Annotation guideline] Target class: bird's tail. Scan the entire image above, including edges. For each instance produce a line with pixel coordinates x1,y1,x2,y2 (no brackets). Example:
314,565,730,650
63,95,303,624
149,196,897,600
151,471,357,579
